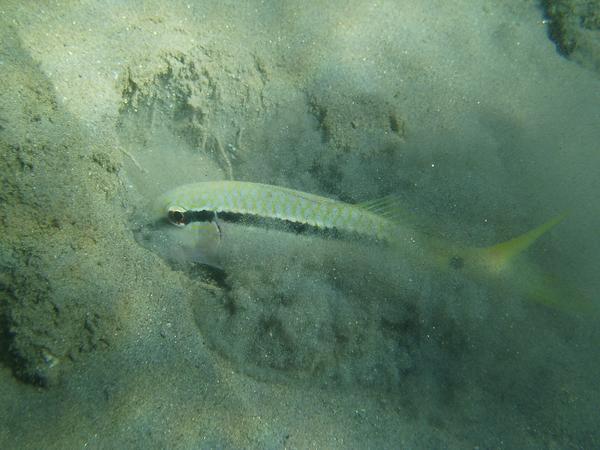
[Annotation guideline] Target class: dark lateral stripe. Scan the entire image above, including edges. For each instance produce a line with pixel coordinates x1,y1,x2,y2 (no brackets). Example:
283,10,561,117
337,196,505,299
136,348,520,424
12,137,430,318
183,209,216,224
183,209,356,240
218,211,325,235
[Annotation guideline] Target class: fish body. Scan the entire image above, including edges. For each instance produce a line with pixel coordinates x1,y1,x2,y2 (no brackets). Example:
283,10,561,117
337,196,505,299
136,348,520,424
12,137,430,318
152,180,591,313
154,180,408,244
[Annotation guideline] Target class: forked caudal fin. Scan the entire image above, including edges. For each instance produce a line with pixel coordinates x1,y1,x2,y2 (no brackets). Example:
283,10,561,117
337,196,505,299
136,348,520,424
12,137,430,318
480,212,569,273
469,212,594,313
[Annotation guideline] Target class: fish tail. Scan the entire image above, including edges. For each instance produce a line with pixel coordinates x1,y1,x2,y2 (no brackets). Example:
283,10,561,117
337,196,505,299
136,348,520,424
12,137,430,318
471,212,594,313
479,212,569,273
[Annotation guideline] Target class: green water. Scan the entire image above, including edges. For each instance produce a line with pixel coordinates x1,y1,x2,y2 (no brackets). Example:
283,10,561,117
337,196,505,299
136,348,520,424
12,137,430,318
1,1,599,448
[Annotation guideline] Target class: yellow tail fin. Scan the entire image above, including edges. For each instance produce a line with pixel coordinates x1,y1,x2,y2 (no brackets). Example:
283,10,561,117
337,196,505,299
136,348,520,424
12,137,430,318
475,212,594,313
523,269,594,313
481,212,569,273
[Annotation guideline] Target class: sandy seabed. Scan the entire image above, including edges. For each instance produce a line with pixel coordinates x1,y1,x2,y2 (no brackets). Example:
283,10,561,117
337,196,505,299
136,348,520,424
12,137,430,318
1,1,599,448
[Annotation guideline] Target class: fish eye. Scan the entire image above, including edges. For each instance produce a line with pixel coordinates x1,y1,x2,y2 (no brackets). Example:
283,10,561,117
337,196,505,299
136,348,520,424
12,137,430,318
167,206,188,227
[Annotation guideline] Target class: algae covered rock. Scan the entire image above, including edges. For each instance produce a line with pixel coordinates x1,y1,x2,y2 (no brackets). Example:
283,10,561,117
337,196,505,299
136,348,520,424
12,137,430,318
542,0,600,75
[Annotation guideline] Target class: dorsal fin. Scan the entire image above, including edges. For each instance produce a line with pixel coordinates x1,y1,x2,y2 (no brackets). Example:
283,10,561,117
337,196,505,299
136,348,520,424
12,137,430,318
357,195,413,223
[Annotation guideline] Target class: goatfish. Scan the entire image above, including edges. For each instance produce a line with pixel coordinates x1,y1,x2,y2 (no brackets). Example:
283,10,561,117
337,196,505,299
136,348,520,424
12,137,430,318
152,180,592,313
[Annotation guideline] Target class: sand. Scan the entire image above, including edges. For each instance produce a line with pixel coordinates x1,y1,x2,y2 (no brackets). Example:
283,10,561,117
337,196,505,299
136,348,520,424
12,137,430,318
1,1,599,448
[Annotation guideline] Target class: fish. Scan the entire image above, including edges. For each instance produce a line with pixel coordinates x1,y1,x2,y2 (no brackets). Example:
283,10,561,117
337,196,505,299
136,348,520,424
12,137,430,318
154,181,410,242
152,180,593,313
